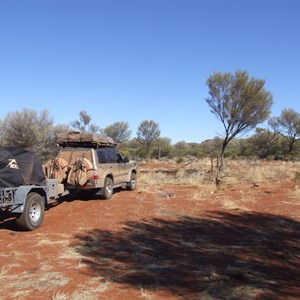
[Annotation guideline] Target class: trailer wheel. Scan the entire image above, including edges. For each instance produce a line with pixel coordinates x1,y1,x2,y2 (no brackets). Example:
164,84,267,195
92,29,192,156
16,192,45,231
103,177,113,199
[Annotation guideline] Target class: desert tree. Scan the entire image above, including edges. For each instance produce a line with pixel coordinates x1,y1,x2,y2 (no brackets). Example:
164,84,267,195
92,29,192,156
136,120,161,158
153,137,173,159
248,127,280,158
0,108,55,160
118,138,140,159
104,121,132,142
206,70,273,170
46,123,71,158
200,137,223,158
269,108,300,153
70,110,102,133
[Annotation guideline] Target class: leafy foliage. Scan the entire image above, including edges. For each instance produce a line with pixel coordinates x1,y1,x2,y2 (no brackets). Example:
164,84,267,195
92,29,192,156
0,108,55,160
137,120,161,158
151,137,173,159
1,100,300,162
269,108,300,153
206,70,273,169
70,110,102,133
104,121,132,142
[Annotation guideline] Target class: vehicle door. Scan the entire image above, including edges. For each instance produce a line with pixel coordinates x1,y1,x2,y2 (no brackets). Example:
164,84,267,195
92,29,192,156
106,149,123,185
116,152,130,182
96,149,120,185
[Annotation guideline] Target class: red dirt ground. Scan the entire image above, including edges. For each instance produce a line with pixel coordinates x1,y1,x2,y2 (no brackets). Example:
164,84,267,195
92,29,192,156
0,160,300,300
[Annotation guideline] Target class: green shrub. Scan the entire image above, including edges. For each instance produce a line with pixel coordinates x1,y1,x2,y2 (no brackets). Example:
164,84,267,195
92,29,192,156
176,157,184,164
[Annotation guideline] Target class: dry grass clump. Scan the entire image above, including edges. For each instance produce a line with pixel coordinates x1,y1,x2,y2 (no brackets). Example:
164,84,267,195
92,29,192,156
252,163,295,182
194,264,264,300
191,184,218,200
69,277,111,300
139,172,169,185
138,159,300,192
35,238,69,247
51,277,111,300
175,169,208,185
140,287,155,299
59,247,86,261
139,170,207,186
139,159,213,187
0,266,70,298
139,159,300,200
239,196,257,204
289,185,300,202
295,172,300,181
0,265,12,278
52,291,68,300
218,159,300,184
222,197,249,211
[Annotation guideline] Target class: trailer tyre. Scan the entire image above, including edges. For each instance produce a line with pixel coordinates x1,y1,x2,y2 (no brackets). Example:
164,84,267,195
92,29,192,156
16,192,45,231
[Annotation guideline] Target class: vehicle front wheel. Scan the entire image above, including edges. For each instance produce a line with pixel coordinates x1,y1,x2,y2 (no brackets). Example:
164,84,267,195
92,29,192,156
127,172,137,191
103,177,114,199
16,192,45,231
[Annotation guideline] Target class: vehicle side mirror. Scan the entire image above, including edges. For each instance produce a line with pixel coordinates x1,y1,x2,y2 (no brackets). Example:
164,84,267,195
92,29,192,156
124,157,129,163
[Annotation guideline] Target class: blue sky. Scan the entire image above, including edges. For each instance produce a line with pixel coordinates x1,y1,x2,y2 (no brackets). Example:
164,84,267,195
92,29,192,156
0,0,299,144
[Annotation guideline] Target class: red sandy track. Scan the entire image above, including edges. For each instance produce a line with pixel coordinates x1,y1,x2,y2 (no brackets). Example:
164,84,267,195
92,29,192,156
0,161,299,300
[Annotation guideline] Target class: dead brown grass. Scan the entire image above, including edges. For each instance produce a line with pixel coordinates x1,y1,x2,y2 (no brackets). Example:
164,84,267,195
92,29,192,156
139,159,300,188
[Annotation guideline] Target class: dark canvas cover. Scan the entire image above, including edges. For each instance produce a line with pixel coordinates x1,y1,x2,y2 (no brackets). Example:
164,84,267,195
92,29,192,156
0,147,46,188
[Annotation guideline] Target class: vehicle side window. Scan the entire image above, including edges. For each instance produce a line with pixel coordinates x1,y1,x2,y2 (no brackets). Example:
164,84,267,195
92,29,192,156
116,152,123,163
107,150,117,163
97,150,108,164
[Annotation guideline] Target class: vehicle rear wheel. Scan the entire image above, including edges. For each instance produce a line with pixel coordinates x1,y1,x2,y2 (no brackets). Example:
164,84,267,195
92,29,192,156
16,192,45,231
103,177,113,199
127,172,137,191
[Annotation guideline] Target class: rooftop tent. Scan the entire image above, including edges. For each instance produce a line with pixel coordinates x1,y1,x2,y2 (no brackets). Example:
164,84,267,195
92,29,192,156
0,147,46,188
56,131,117,148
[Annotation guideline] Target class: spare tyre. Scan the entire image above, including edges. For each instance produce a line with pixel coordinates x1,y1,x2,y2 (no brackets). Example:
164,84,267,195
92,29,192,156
45,158,69,183
67,157,93,187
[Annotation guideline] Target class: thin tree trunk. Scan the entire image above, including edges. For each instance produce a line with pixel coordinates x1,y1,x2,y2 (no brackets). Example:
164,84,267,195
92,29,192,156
289,141,293,153
219,137,229,171
215,156,221,187
219,148,226,171
158,140,161,160
146,143,151,161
